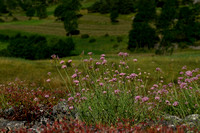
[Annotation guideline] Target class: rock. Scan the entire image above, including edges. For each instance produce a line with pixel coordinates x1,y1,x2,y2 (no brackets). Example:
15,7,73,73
163,114,183,125
184,114,200,127
0,118,26,130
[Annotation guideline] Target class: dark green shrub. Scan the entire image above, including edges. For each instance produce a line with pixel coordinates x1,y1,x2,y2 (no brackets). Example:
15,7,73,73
0,34,9,42
26,7,35,20
0,49,10,57
128,22,159,50
7,34,49,59
89,38,96,43
49,38,75,58
81,34,90,39
104,33,109,37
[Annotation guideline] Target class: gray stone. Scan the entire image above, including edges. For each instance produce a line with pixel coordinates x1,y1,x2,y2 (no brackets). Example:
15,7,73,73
184,114,200,127
163,114,183,125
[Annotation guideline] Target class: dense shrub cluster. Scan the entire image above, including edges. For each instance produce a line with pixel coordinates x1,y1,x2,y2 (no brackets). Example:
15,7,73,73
88,0,135,14
0,34,9,42
1,34,75,60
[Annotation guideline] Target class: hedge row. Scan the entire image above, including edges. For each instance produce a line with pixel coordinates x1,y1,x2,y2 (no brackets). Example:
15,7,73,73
0,34,75,60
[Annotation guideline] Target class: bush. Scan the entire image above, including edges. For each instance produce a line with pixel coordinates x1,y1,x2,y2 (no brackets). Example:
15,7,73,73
81,34,90,39
26,7,35,19
7,34,49,59
49,38,75,58
89,38,96,43
6,34,74,59
0,34,9,42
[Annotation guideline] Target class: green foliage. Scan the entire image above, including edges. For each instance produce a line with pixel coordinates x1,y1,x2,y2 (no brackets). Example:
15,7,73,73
134,0,156,23
128,22,158,50
26,7,35,19
128,0,158,50
110,10,119,23
6,34,75,59
0,0,8,14
81,34,90,39
156,0,179,29
54,0,82,35
49,37,75,58
89,38,96,43
88,0,135,14
174,6,200,45
36,4,48,19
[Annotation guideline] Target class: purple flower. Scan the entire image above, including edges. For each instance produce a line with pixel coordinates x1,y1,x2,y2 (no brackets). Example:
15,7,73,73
96,62,101,65
73,80,79,84
69,106,74,110
155,96,160,100
173,101,179,106
185,71,192,77
100,57,105,60
60,60,65,64
156,67,161,72
102,60,107,65
68,60,72,63
99,82,104,86
142,97,149,102
135,96,141,101
45,95,49,98
118,52,124,56
101,54,106,57
83,59,88,62
114,89,120,94
166,100,171,105
133,59,138,62
71,74,77,78
119,73,126,76
123,52,129,57
47,72,51,76
68,97,74,101
182,65,187,70
51,54,56,59
46,79,51,82
88,52,92,55
62,65,67,69
103,91,107,94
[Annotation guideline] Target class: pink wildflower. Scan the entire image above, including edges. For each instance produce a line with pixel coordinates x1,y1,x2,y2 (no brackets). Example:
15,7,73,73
68,60,72,63
46,79,51,82
71,74,77,78
99,83,104,86
45,95,49,98
88,52,92,55
73,80,79,84
135,96,141,101
60,60,65,64
185,71,192,77
173,101,179,106
133,59,138,62
68,97,74,101
62,65,67,69
142,97,149,102
69,106,74,110
101,54,106,57
114,89,120,94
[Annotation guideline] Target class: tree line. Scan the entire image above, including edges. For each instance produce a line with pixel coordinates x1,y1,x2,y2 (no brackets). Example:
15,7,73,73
0,0,200,55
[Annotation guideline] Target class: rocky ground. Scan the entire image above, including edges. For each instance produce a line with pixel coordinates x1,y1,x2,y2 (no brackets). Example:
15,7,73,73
0,102,200,132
